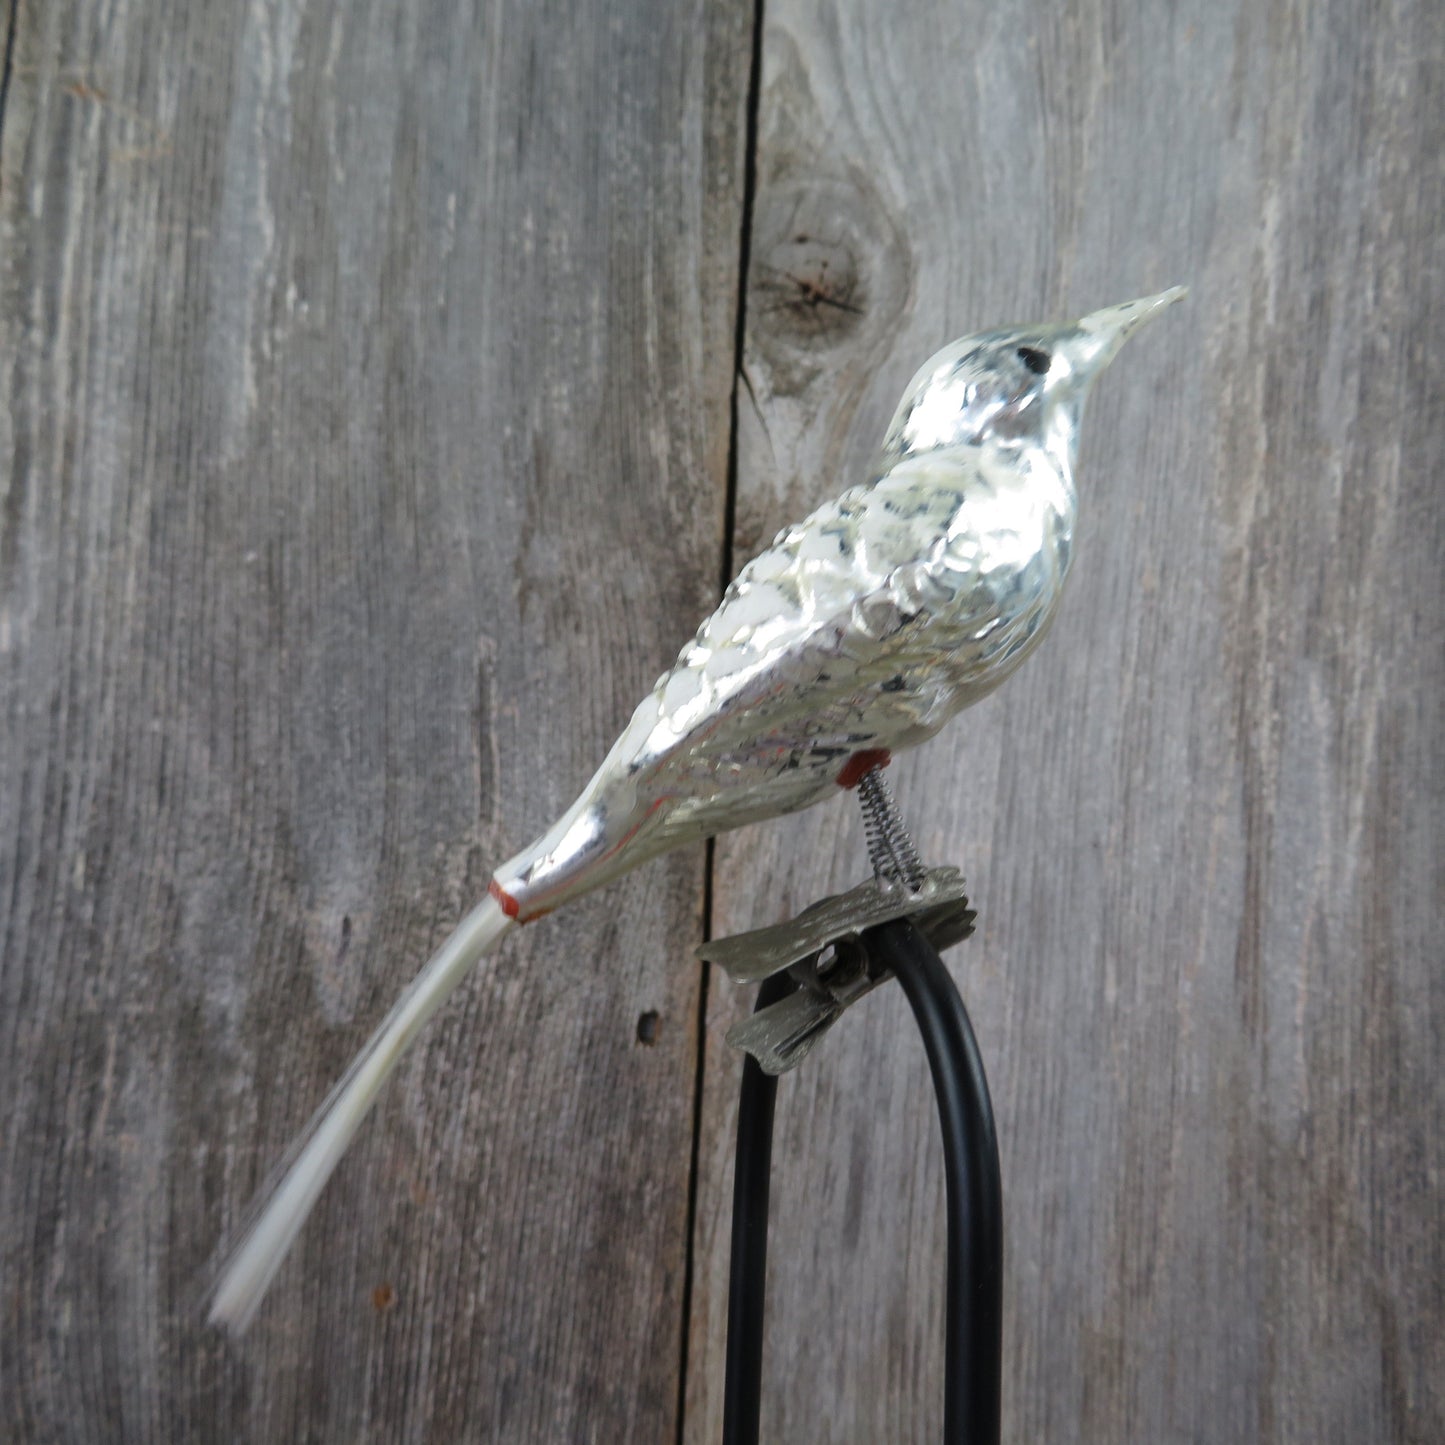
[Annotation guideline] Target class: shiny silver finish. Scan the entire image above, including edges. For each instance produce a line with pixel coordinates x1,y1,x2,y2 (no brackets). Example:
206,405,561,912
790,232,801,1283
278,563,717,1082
494,290,1185,922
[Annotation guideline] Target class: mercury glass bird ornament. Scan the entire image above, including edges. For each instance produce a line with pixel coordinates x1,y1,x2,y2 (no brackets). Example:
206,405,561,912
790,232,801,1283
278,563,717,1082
210,287,1185,1330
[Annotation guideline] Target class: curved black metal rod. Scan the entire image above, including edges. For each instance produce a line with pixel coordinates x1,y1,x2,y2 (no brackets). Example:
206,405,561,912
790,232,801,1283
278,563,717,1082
868,916,1002,1444
721,970,792,1445
719,920,1002,1444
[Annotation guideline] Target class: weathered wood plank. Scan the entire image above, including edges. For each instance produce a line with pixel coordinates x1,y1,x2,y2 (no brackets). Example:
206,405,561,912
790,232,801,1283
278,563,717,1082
689,1,1444,1441
0,0,751,1438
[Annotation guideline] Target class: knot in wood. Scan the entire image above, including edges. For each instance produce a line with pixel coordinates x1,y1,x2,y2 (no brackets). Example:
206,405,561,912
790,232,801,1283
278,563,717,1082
754,231,867,349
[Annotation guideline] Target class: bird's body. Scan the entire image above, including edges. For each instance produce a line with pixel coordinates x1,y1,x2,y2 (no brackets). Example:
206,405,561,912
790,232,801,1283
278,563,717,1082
495,438,1074,920
210,289,1184,1331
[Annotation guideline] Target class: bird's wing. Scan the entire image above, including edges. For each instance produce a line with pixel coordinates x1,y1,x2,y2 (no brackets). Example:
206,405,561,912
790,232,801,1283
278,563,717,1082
494,446,1048,919
621,449,998,795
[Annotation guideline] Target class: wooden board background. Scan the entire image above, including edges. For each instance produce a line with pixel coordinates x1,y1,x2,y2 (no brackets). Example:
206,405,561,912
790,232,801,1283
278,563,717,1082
1,0,1440,1440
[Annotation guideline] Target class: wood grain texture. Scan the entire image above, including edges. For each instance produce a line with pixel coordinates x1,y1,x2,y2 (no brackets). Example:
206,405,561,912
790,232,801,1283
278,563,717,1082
687,1,1444,1442
0,0,751,1438
4,0,1442,1440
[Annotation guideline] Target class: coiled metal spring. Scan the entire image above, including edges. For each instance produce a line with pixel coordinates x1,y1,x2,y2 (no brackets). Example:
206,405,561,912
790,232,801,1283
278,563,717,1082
857,766,926,891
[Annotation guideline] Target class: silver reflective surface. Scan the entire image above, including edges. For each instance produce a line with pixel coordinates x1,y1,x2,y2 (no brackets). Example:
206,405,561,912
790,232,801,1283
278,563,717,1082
494,290,1185,921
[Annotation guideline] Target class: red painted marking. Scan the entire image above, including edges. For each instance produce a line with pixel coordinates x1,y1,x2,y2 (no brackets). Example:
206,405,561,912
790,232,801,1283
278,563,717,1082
489,878,521,920
489,796,673,925
835,748,892,789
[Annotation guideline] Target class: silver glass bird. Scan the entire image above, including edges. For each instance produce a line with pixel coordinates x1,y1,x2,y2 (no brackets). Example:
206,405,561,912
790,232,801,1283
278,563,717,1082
210,287,1185,1330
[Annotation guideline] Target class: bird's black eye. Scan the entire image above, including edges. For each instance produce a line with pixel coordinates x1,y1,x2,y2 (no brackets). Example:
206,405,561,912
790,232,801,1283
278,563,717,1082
1017,346,1051,375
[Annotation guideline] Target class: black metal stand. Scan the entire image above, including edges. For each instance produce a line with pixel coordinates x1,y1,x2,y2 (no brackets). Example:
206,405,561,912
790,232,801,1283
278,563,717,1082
720,917,1002,1445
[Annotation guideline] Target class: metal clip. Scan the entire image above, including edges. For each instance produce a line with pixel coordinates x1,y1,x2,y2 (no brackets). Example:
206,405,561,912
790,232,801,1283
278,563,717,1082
697,867,976,1075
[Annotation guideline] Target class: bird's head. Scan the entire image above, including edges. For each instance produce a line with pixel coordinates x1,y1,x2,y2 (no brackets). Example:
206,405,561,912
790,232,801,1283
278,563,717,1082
877,287,1186,471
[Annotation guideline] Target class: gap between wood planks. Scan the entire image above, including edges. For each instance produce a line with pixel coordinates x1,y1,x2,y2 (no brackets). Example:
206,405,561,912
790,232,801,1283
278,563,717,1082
675,0,769,1438
0,0,767,1425
0,1,18,185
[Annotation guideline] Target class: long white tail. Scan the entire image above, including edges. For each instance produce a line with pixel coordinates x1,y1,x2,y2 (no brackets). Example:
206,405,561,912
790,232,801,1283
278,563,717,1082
209,895,515,1332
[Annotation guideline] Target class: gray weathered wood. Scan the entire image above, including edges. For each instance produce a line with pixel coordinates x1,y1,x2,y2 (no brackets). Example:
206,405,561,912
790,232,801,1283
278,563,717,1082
4,0,1443,1440
687,2,1444,1441
0,0,751,1438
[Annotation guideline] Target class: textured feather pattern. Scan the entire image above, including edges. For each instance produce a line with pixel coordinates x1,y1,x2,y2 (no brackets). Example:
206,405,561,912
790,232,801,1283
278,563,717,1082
493,440,1075,920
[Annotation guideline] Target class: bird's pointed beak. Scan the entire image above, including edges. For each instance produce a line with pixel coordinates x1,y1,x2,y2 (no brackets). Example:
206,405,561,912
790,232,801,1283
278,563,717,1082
1059,287,1188,384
